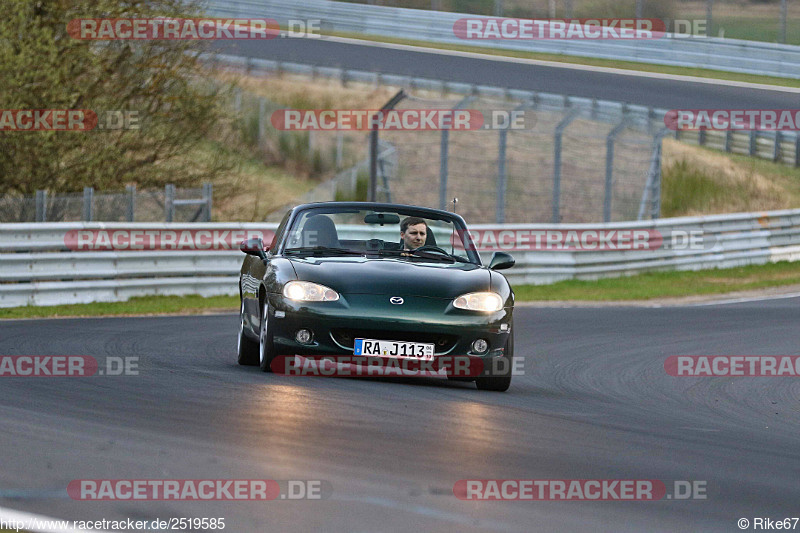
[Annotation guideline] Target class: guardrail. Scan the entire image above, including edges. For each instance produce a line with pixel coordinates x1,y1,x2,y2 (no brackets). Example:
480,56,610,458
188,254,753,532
213,52,800,169
205,0,800,79
2,209,800,307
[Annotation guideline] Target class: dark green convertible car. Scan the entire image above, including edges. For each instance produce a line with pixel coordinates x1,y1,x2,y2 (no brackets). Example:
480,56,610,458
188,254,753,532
236,202,516,391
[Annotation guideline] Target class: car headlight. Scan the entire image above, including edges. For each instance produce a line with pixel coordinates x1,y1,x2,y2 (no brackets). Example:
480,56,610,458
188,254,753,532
453,292,503,312
283,281,340,302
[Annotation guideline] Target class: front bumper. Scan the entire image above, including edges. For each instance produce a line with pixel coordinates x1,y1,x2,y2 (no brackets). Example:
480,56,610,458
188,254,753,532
267,292,512,363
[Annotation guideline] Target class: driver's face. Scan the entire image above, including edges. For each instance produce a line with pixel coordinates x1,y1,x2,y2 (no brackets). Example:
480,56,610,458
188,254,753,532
401,223,427,250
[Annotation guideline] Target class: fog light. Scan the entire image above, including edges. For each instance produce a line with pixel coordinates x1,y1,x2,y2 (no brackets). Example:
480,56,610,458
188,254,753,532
472,339,489,354
296,329,313,344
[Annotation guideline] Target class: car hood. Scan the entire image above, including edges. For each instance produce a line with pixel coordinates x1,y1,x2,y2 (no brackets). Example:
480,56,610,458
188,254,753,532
287,256,490,298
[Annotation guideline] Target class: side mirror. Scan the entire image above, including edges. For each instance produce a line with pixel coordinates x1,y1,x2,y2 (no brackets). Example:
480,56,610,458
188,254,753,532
489,252,515,271
240,238,268,260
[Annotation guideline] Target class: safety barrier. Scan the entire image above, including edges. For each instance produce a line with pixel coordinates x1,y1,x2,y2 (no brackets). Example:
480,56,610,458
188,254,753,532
2,208,799,307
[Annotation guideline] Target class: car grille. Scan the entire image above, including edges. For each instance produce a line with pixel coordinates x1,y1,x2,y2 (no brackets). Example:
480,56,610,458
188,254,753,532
330,328,458,353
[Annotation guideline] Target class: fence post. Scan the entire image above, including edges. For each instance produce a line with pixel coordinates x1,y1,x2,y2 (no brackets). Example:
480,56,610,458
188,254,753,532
638,129,668,220
35,190,47,222
552,108,580,223
126,184,136,222
82,187,94,222
234,87,242,114
651,131,668,220
336,132,344,170
438,95,472,210
203,183,213,222
439,128,450,211
493,0,503,16
258,98,265,145
604,120,627,223
651,138,663,220
496,127,507,223
774,131,782,162
780,0,788,44
165,184,175,222
706,0,714,37
369,90,406,202
749,130,757,156
724,130,733,153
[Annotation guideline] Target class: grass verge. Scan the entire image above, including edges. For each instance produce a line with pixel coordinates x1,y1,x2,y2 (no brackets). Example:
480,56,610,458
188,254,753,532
514,261,800,301
661,139,800,217
0,294,239,320
2,262,800,319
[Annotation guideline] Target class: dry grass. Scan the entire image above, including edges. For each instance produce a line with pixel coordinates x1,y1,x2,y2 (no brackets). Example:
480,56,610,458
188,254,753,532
661,138,800,217
216,70,398,110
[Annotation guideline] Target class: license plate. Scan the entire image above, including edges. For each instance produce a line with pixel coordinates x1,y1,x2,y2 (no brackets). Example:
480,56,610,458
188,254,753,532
354,338,435,360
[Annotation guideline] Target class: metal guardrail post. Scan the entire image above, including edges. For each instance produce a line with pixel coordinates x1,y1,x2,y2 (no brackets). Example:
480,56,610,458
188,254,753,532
552,108,580,223
82,187,94,222
165,184,175,222
604,119,628,223
698,128,706,147
749,131,758,156
126,185,136,222
35,190,47,222
795,134,800,167
724,130,733,153
203,183,213,222
774,132,782,162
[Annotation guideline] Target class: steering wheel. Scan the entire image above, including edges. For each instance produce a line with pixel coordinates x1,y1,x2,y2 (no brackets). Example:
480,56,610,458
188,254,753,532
365,239,384,251
412,245,450,255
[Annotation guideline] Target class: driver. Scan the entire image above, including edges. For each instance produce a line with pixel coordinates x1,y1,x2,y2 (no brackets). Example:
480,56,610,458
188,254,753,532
400,217,429,251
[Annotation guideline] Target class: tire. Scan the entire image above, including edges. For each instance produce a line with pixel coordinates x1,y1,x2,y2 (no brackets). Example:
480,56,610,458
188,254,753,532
475,332,513,392
258,299,277,373
237,301,259,366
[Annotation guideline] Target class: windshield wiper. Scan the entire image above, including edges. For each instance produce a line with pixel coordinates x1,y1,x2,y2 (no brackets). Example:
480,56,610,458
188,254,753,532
284,246,363,257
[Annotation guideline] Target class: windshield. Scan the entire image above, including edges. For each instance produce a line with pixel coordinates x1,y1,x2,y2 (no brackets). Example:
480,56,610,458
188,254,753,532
282,206,481,264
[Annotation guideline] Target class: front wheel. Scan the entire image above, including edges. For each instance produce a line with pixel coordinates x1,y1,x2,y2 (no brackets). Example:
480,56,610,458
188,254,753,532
258,299,277,373
475,333,513,392
237,301,259,366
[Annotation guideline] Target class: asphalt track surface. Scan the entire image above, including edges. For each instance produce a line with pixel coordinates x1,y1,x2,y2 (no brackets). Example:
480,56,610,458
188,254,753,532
213,37,800,110
2,297,800,532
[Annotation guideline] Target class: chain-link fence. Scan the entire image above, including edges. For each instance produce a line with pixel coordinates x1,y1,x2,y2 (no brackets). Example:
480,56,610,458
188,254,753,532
279,89,660,224
0,184,212,223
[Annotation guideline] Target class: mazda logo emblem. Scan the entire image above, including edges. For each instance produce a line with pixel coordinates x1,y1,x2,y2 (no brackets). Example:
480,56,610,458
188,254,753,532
390,297,404,305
